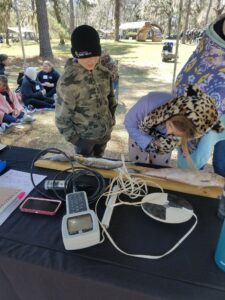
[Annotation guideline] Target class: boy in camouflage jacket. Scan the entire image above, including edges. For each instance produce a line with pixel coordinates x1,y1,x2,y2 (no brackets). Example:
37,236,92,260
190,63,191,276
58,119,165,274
56,25,117,157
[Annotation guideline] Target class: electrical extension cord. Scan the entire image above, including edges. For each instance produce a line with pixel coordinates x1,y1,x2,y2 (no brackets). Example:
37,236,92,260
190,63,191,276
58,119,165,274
30,148,106,203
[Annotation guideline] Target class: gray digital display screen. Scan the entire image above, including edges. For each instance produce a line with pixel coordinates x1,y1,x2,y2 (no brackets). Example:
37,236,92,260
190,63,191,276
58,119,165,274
67,214,93,235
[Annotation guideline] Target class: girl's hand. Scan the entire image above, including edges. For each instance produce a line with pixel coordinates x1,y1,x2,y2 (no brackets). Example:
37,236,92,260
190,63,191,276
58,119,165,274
152,139,161,147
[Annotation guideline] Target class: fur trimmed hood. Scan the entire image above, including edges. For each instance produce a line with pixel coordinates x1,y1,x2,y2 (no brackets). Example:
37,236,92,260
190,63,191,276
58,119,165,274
139,85,224,137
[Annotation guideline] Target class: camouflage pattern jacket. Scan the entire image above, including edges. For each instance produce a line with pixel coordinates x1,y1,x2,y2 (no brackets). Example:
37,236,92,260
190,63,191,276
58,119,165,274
55,58,117,144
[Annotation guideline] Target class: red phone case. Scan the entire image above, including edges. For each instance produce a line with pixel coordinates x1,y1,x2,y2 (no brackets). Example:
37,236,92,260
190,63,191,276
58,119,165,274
20,197,62,216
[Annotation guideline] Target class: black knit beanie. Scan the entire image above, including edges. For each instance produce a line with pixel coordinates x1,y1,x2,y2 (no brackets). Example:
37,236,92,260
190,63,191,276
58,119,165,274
71,25,101,58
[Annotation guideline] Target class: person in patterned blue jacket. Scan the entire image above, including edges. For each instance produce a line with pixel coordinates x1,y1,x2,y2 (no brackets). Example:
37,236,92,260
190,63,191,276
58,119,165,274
173,14,225,176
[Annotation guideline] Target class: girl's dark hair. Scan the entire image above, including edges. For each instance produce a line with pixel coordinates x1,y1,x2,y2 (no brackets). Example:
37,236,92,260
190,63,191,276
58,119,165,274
0,54,8,64
0,75,9,90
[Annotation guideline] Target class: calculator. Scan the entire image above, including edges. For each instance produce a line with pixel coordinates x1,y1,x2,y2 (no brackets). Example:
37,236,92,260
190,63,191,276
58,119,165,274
61,191,100,250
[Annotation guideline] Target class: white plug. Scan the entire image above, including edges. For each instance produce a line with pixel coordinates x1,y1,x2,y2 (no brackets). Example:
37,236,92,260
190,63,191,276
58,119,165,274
102,185,119,228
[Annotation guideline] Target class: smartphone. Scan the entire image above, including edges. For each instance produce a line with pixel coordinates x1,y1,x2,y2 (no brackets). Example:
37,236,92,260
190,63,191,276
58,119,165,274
20,197,62,216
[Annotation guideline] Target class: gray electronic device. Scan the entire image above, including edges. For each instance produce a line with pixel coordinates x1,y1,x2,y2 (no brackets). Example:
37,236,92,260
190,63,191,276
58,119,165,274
141,193,193,224
61,191,100,250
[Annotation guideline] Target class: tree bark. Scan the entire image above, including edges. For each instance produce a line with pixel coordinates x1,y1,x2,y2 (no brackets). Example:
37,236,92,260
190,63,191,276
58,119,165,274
35,0,53,59
69,0,75,34
52,0,65,45
114,0,120,41
0,0,12,43
167,14,172,37
181,0,191,44
214,0,225,16
30,0,37,36
5,29,10,46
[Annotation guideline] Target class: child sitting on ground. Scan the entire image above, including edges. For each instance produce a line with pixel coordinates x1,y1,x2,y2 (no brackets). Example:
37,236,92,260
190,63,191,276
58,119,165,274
0,54,10,76
0,75,33,126
21,67,55,109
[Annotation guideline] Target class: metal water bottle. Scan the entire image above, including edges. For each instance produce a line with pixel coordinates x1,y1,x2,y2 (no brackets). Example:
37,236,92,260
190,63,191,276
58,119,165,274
215,219,225,272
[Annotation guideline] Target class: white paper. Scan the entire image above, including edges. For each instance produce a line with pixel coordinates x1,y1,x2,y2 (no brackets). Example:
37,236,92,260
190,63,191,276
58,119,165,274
0,169,46,196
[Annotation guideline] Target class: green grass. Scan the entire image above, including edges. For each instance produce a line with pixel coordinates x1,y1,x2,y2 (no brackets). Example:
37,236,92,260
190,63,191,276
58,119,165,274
0,38,197,161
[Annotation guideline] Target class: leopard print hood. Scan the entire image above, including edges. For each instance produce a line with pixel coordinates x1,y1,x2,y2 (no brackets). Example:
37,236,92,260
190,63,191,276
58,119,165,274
139,85,224,137
138,85,224,154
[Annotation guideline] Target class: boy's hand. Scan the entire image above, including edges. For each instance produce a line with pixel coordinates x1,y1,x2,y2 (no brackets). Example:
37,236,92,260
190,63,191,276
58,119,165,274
41,89,46,95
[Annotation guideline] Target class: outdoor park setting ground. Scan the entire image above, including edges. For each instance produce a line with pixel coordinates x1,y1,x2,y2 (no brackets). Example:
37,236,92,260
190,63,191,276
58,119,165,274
0,39,197,162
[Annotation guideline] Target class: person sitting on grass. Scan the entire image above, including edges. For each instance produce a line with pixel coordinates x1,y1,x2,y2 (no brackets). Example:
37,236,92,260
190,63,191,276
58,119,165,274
15,63,29,93
0,75,33,126
0,54,10,76
37,61,60,98
21,67,55,109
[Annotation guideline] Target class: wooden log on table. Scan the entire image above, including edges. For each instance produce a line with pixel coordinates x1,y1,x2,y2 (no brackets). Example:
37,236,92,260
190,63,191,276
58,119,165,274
34,159,224,199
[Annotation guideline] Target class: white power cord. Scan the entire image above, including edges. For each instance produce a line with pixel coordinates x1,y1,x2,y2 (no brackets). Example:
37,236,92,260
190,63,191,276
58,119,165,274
95,156,198,260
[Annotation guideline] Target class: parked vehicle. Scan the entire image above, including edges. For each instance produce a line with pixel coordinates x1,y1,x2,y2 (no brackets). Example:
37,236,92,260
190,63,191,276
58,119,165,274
161,42,176,62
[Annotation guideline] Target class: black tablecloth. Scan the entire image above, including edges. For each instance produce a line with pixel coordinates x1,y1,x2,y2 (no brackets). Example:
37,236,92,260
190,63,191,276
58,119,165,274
0,146,225,300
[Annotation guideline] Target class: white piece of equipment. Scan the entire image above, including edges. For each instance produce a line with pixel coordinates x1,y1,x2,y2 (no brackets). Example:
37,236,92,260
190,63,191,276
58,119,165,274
102,185,119,228
62,191,100,250
141,193,194,224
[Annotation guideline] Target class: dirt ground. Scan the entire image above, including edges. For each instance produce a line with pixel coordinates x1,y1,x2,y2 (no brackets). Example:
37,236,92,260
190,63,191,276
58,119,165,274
0,40,199,163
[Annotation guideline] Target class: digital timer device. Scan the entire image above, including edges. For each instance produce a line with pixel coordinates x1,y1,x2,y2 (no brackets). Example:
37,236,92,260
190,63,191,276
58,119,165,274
61,191,100,250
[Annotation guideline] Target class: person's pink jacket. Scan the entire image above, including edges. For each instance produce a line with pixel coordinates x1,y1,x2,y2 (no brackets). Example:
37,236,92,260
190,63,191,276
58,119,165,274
0,91,23,124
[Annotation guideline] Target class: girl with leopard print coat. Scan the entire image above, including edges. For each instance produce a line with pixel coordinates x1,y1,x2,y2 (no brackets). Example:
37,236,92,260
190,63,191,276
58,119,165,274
124,85,224,168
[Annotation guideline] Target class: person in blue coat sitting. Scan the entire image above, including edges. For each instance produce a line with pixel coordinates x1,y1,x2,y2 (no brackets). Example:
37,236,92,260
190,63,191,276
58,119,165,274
37,61,60,98
21,67,55,109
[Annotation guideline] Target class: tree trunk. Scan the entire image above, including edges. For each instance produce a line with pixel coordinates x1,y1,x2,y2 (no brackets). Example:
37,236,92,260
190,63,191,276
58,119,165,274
5,29,10,46
114,0,120,41
167,15,172,37
181,0,191,44
0,0,11,45
52,0,65,45
214,0,225,16
35,0,53,59
205,0,213,26
30,0,37,35
69,0,75,34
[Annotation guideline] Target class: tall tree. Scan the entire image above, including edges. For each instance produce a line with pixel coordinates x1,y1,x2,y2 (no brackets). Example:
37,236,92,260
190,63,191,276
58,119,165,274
114,0,120,41
69,0,75,33
13,0,26,63
0,0,12,45
51,0,65,44
205,0,213,26
214,0,225,16
181,0,191,44
35,0,53,59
